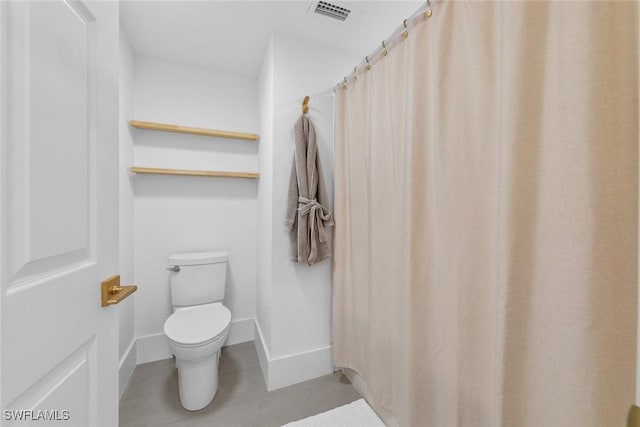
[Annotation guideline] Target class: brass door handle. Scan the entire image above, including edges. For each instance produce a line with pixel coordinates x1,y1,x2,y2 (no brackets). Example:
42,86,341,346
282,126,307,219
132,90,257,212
101,275,137,307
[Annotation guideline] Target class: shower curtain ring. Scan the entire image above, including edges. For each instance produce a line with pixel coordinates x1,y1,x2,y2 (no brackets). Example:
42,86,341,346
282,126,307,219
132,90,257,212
343,77,348,90
426,0,432,17
403,19,409,38
365,56,371,71
353,67,357,81
382,41,388,56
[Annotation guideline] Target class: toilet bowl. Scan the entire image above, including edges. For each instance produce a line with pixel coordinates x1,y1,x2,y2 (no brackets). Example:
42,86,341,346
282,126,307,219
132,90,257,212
164,302,231,411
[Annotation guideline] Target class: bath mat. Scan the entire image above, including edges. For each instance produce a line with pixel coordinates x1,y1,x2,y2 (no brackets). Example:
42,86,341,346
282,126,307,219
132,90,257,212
282,398,385,427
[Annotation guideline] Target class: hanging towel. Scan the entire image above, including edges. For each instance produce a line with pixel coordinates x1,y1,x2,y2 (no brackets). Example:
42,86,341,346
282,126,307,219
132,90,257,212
286,114,334,266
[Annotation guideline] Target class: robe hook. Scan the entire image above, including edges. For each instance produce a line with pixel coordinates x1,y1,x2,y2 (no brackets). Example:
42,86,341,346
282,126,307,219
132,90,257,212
302,96,310,114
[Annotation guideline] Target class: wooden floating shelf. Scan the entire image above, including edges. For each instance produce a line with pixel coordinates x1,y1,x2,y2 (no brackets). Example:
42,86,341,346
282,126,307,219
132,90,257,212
130,167,259,179
129,120,259,141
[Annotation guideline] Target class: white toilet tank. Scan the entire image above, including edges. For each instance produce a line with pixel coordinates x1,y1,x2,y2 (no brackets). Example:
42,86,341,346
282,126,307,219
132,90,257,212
168,251,228,308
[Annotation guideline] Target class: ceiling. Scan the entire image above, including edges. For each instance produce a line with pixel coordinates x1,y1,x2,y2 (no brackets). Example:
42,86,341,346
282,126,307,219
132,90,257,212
120,1,424,78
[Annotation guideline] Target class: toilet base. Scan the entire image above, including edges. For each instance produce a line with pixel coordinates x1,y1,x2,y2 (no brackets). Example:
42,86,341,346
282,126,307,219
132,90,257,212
177,351,219,411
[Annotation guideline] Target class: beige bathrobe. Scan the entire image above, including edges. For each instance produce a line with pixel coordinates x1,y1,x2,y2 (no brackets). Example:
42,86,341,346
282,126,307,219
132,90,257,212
286,114,334,265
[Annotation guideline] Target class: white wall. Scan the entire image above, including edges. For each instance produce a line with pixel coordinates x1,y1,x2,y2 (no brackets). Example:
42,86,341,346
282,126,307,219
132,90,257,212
256,38,275,352
132,55,259,363
256,34,359,389
118,29,136,397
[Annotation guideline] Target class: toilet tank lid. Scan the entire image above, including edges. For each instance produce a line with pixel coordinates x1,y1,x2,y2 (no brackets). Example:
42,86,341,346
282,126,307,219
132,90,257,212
168,251,228,266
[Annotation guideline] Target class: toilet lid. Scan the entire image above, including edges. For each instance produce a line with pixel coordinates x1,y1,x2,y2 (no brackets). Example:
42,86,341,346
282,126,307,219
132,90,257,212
164,304,231,345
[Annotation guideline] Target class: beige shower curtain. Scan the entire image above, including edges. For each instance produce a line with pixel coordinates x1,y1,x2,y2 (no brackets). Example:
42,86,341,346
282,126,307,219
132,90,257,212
333,2,638,426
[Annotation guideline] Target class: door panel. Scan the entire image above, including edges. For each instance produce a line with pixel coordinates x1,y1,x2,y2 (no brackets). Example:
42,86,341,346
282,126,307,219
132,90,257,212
1,1,119,426
6,0,95,288
7,338,95,426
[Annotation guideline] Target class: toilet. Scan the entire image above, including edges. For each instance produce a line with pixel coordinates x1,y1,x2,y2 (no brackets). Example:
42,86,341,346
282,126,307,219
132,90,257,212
163,251,231,411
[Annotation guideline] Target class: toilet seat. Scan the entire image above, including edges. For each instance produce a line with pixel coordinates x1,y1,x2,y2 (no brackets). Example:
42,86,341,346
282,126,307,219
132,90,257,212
164,303,231,346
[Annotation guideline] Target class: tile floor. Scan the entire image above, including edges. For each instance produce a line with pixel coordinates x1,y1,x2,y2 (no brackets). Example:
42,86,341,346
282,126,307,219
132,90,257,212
119,342,362,427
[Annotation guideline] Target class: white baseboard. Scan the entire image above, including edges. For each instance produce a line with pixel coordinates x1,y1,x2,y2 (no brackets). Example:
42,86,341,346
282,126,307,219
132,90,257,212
254,320,270,387
254,320,333,391
136,332,172,364
133,319,333,392
118,340,137,398
226,317,255,346
268,345,333,390
136,318,256,365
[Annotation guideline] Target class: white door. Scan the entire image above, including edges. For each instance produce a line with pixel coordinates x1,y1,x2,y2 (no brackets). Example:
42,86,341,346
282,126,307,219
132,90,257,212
1,1,120,426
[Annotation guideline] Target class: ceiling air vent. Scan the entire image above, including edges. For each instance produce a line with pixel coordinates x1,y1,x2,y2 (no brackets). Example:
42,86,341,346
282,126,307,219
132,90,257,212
313,1,351,21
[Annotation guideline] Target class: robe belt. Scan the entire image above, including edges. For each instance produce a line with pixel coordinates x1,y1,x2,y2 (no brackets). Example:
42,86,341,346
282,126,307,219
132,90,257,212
297,196,333,264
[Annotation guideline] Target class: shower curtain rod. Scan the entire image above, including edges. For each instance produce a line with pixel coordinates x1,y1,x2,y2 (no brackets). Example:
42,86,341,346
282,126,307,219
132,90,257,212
334,0,436,90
